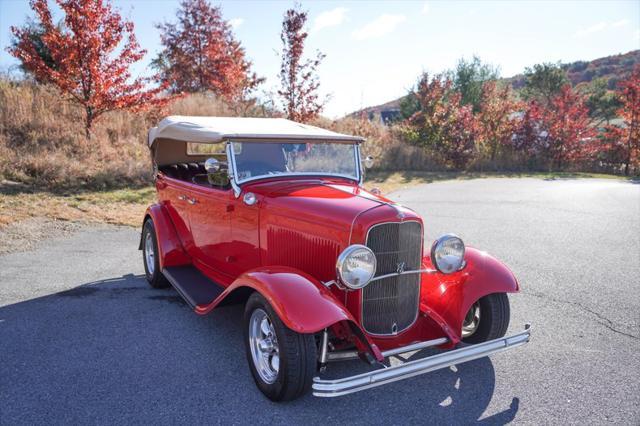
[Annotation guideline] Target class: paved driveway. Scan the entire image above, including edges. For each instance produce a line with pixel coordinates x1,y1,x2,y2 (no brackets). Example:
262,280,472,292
1,178,638,424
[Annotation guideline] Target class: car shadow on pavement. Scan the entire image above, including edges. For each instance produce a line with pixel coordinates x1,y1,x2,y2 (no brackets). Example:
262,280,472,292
0,274,520,425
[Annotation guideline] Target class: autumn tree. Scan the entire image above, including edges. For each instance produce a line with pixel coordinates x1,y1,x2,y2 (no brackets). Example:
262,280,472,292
512,101,543,160
583,78,622,126
278,5,326,123
399,92,420,120
449,55,500,113
522,63,569,106
402,73,477,169
154,0,263,109
600,66,640,175
9,18,61,82
477,81,521,164
537,85,594,169
9,0,169,138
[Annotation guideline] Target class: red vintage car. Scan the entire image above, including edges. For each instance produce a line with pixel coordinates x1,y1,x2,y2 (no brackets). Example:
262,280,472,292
140,116,530,401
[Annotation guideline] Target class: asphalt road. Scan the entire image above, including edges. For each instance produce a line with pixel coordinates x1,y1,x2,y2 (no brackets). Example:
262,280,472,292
1,178,639,425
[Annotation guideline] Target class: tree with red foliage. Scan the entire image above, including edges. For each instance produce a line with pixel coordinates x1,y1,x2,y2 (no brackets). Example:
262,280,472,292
602,66,640,175
154,0,263,107
477,81,521,163
537,85,594,169
403,73,476,169
512,100,542,159
278,5,326,123
9,0,169,138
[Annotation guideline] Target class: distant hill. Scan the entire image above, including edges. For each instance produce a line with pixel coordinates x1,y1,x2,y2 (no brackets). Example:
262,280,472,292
349,49,639,122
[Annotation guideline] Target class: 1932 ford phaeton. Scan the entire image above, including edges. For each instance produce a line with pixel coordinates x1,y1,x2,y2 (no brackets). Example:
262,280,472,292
140,116,531,401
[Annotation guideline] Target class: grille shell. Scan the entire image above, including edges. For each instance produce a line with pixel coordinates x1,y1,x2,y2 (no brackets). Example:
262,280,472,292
362,221,423,335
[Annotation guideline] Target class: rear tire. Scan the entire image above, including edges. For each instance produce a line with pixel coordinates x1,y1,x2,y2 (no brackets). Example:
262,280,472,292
142,219,170,289
244,292,317,401
462,293,510,344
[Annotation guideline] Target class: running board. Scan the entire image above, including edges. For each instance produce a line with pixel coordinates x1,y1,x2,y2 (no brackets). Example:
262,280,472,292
313,323,531,397
162,265,224,310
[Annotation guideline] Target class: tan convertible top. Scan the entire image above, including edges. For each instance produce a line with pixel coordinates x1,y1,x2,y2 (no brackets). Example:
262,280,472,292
148,116,364,147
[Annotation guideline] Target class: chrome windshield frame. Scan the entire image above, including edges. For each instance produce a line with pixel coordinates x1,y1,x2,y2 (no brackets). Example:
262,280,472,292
225,140,362,197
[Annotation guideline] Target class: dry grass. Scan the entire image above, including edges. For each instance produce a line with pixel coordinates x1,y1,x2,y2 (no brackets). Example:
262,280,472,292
0,183,155,228
312,117,442,172
0,79,257,190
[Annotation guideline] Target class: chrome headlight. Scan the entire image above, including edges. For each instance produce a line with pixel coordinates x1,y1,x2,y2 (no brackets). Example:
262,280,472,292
336,244,377,289
430,234,465,274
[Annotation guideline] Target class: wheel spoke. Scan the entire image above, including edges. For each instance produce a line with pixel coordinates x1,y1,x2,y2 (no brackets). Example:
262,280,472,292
260,318,271,336
270,354,280,372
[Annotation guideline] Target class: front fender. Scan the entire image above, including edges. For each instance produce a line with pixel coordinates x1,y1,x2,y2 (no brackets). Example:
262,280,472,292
142,204,190,269
198,266,382,361
421,247,519,342
198,267,353,332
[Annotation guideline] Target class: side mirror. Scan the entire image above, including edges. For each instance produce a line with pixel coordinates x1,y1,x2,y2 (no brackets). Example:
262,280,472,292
364,156,375,169
205,158,221,173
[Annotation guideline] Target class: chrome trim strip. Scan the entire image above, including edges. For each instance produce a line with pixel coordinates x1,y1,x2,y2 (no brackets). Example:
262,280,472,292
327,337,449,362
225,142,242,198
356,144,364,186
313,324,532,397
238,171,360,185
368,268,437,283
381,337,449,357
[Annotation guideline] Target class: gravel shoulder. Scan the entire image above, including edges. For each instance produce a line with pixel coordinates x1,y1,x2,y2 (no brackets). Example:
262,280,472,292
0,217,83,255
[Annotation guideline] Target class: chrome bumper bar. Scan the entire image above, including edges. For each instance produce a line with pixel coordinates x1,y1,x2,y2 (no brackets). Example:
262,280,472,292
313,323,531,397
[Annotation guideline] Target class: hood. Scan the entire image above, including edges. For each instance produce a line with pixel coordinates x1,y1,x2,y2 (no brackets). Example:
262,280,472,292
248,177,421,282
246,178,388,231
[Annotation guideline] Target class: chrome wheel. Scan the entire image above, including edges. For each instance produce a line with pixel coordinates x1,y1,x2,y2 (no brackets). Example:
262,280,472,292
144,231,155,275
248,308,280,384
462,301,481,338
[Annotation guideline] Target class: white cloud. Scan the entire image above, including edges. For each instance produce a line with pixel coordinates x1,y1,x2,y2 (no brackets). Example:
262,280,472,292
573,19,634,38
352,14,406,40
573,21,607,38
229,18,244,29
422,2,430,15
612,18,630,28
312,7,348,32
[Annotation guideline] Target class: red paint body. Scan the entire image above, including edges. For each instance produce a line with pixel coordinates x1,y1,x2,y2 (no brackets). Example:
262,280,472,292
145,174,520,359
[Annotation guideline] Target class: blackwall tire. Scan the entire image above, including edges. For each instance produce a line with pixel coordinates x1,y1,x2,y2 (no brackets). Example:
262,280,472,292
462,293,510,344
243,292,317,401
142,219,170,289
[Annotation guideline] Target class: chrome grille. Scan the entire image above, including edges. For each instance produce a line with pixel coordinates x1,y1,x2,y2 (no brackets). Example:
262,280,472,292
362,221,422,335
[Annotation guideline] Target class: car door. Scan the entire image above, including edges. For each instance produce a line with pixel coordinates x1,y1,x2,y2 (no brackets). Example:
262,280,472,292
225,194,262,277
186,184,234,277
157,174,195,252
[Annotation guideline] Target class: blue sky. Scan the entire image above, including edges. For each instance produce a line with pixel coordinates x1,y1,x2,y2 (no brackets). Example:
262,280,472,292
1,0,638,117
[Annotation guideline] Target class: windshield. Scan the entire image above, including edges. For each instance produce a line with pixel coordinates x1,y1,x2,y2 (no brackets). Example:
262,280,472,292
230,141,360,183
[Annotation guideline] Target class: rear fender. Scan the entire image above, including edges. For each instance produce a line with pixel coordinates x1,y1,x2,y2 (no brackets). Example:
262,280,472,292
421,247,519,343
141,204,190,269
198,266,382,360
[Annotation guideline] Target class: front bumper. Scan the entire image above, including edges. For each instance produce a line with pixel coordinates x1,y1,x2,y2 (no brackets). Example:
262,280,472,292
312,323,531,397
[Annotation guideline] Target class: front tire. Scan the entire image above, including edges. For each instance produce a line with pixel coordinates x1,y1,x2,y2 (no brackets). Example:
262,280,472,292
142,219,169,289
244,292,317,401
462,293,510,344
